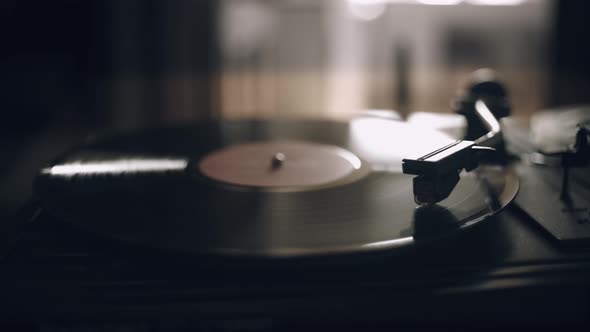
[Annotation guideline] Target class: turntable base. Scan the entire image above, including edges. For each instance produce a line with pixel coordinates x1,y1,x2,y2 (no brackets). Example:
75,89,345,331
1,117,590,330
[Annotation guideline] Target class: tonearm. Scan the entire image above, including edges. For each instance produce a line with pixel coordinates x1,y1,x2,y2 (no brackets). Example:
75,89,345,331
402,69,510,205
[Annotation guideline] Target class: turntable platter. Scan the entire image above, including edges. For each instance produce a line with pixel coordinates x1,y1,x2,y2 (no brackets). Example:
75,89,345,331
34,118,518,257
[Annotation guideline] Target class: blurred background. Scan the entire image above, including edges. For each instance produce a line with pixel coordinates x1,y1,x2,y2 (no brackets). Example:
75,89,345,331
1,0,589,218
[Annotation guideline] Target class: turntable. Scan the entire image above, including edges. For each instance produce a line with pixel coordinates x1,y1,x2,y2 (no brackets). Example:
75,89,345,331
1,72,590,330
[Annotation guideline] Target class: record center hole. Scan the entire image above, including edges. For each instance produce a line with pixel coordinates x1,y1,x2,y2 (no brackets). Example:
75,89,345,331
271,152,286,169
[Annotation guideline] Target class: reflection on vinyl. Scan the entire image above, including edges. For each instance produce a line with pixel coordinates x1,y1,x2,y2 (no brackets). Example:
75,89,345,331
34,118,518,257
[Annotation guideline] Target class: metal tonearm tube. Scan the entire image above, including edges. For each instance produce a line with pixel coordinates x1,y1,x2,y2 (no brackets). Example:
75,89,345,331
473,99,502,147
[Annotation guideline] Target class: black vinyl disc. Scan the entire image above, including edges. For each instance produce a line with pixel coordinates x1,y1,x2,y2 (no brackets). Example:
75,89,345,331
34,118,518,258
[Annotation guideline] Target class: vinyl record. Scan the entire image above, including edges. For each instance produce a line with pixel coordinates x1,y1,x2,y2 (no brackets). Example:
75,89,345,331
34,117,518,257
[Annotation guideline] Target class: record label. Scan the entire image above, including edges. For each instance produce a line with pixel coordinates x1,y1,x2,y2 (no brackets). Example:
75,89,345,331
198,141,365,190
